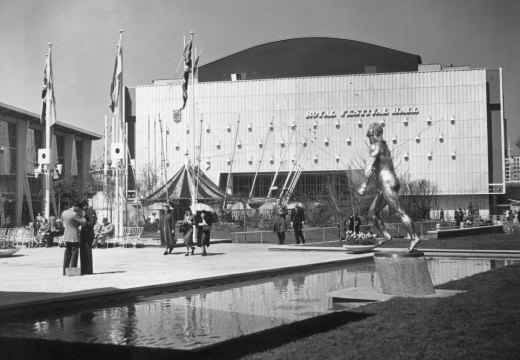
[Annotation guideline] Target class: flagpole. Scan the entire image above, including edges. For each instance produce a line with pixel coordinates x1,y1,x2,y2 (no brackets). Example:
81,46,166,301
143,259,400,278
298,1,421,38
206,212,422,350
222,115,240,210
158,115,169,202
196,113,203,197
44,43,53,221
189,31,198,241
267,128,295,200
114,30,124,240
119,29,125,238
104,115,108,178
248,119,273,204
190,31,195,207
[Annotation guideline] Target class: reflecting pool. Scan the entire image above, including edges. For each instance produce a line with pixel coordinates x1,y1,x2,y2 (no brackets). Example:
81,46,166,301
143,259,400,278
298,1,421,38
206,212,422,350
1,257,518,350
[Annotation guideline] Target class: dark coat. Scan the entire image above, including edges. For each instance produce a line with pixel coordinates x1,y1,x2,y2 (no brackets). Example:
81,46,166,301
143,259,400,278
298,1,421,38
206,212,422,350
273,215,288,233
349,215,361,233
196,213,213,247
291,207,305,225
159,211,176,245
80,207,97,242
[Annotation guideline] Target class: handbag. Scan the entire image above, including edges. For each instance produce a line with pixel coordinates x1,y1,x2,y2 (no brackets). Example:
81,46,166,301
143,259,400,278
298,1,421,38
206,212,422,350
65,264,81,276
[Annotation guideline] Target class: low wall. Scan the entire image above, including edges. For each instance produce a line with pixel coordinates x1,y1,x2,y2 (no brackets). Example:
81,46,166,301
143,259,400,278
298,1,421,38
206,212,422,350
427,225,504,239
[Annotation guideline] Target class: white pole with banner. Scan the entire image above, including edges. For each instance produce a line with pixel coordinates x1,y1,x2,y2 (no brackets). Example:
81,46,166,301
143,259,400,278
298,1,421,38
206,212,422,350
43,43,55,220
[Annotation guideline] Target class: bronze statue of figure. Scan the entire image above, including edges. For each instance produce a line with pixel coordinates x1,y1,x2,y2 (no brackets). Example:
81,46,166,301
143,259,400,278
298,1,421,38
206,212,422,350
357,122,420,252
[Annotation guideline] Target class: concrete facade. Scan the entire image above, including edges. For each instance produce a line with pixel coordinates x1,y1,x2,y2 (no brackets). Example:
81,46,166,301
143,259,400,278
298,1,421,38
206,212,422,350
125,38,505,217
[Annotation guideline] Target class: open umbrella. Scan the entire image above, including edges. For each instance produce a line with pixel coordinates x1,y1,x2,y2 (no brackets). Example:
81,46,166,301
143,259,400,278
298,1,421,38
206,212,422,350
191,203,214,212
148,203,167,211
230,202,252,210
258,201,276,215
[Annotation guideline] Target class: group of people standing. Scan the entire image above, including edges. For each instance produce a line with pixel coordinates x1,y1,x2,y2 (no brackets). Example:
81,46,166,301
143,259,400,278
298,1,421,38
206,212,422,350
61,200,114,276
62,200,94,275
272,201,306,245
158,204,213,257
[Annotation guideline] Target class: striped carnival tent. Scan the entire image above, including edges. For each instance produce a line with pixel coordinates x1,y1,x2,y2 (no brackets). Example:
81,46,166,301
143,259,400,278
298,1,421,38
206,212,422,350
146,165,225,202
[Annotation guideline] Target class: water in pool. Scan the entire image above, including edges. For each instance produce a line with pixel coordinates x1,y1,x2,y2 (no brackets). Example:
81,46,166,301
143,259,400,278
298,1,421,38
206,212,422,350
1,257,517,350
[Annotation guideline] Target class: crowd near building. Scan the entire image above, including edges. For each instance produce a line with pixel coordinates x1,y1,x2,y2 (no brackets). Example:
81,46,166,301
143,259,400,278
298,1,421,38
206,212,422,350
0,102,101,226
123,37,505,218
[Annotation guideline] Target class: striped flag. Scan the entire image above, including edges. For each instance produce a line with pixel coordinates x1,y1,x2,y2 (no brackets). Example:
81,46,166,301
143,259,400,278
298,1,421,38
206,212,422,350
179,39,193,111
193,52,200,76
40,52,56,125
110,44,122,113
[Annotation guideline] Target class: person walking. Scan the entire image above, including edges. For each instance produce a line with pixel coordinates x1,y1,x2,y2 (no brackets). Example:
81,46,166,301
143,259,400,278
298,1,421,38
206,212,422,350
349,212,361,234
273,208,288,245
159,203,176,255
79,199,97,275
290,202,305,244
439,209,445,221
182,209,195,256
62,202,86,276
457,208,464,228
196,211,213,256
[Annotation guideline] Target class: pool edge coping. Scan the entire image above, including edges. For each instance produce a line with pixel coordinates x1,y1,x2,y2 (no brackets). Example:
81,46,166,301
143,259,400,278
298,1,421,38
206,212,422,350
0,254,374,318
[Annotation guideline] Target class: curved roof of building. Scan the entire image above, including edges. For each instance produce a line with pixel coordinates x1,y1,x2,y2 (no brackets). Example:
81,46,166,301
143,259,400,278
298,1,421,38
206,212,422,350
198,37,422,82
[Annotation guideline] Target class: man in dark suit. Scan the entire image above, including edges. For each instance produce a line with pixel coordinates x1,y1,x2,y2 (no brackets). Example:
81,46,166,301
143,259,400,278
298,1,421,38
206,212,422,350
349,213,362,234
290,202,305,244
79,199,97,275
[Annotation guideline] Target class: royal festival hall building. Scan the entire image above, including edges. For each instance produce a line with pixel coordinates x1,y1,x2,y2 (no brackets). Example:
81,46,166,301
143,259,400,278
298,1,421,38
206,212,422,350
124,37,506,217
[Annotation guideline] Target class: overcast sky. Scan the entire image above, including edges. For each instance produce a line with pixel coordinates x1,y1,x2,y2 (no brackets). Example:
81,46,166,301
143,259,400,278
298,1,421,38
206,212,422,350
1,0,519,155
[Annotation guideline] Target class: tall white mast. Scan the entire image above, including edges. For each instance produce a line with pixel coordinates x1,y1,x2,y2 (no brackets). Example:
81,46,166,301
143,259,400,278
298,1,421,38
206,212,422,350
43,43,53,220
115,30,124,239
190,31,196,209
248,119,273,203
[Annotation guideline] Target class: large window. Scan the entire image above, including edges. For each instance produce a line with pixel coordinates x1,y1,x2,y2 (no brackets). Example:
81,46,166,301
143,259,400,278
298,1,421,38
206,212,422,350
231,171,352,200
75,139,83,180
55,135,64,167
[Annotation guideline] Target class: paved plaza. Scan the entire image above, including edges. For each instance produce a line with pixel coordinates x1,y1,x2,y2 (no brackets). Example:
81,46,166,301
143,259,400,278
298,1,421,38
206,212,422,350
0,242,370,313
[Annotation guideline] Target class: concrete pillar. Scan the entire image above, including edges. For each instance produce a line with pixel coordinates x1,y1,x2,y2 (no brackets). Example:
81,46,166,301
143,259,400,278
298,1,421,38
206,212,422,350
374,252,435,296
81,140,92,190
15,121,29,225
62,133,75,179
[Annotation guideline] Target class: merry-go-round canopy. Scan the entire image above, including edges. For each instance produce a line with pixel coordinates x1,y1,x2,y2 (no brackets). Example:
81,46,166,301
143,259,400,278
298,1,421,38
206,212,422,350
146,165,225,202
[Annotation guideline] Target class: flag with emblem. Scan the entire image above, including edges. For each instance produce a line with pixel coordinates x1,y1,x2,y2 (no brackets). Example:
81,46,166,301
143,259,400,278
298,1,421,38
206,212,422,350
110,43,122,114
179,39,193,111
40,50,56,125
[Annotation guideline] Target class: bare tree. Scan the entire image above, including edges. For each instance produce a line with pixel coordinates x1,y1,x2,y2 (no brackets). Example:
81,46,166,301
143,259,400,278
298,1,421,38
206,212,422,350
52,178,83,214
398,174,439,220
135,163,161,200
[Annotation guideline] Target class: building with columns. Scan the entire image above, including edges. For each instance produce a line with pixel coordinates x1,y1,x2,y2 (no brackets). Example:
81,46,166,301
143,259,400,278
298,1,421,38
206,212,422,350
0,102,101,226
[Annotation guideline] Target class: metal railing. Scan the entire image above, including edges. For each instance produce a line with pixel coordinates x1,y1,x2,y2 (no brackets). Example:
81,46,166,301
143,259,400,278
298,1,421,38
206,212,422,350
229,220,455,244
230,226,340,244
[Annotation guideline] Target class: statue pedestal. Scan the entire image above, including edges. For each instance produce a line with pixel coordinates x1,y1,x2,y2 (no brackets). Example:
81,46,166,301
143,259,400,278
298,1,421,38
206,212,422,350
374,251,434,296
